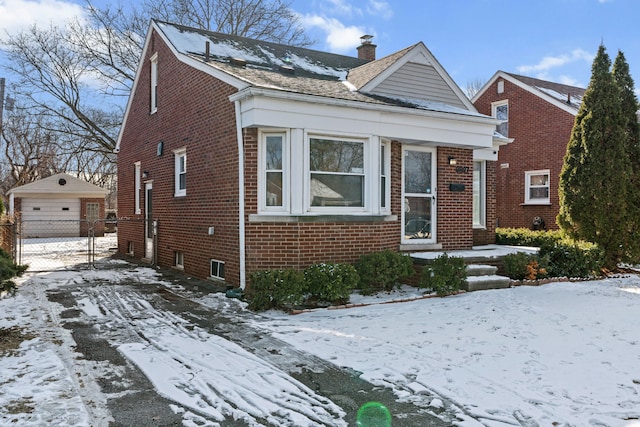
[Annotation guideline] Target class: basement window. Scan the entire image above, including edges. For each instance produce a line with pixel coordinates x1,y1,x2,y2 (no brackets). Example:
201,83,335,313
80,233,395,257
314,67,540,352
210,259,225,280
175,251,184,270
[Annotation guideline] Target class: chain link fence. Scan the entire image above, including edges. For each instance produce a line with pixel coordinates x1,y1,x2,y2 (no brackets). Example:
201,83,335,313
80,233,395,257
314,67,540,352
16,219,121,272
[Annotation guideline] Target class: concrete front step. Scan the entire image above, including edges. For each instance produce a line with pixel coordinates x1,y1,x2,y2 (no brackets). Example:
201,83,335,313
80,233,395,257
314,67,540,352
464,274,512,292
466,264,498,277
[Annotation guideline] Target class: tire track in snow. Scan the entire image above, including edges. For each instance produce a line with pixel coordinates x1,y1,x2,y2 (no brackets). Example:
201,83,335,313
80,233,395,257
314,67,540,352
77,283,348,426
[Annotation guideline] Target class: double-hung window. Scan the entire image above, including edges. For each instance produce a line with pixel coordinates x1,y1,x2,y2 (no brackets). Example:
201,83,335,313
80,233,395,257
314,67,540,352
309,137,365,209
174,148,186,197
525,170,550,204
150,53,158,113
262,133,286,210
492,100,509,137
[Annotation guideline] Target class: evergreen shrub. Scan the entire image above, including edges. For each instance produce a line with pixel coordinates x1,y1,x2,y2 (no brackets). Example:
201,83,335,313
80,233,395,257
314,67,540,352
539,239,604,278
0,249,27,296
246,269,305,311
355,250,414,295
419,254,466,296
503,252,548,281
496,227,563,247
304,263,358,305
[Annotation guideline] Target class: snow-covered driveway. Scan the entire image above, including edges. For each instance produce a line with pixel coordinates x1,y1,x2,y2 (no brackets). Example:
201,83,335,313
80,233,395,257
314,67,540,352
2,238,640,426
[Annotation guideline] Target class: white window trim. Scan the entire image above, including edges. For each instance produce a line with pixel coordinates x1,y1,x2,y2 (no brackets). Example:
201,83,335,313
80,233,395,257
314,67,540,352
380,140,391,214
473,160,486,228
524,169,550,205
258,130,289,213
174,148,186,197
305,133,370,214
210,259,225,280
492,100,509,137
150,53,158,114
175,251,184,270
134,161,141,214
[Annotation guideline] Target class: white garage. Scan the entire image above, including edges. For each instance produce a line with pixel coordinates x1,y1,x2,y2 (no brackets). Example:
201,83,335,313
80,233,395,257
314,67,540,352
7,173,109,238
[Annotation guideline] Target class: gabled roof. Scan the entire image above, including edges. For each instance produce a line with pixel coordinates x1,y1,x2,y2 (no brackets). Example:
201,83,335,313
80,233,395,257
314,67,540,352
7,173,108,197
152,20,481,116
473,71,586,115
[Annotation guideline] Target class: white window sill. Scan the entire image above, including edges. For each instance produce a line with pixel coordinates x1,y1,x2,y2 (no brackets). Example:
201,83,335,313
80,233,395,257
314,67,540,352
521,201,551,206
249,214,397,223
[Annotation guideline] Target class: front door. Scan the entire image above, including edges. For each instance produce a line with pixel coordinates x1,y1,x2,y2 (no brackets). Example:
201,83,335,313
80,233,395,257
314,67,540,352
403,147,436,243
144,182,154,260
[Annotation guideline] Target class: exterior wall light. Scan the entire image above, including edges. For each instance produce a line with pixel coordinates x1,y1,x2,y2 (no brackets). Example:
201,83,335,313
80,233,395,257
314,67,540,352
448,156,457,166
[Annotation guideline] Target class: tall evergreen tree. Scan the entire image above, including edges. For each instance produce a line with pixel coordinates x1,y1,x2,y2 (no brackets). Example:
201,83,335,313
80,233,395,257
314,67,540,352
558,44,631,269
612,50,640,261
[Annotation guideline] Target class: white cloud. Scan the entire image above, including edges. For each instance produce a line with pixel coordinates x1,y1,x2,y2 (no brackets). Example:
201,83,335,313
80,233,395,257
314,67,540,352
0,0,85,37
322,0,362,17
516,49,593,76
367,0,393,19
300,14,367,53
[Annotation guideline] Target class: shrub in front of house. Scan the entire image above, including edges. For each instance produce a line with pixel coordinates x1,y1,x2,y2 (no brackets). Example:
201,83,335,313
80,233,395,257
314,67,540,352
538,238,604,278
419,254,466,296
246,269,305,311
0,249,28,296
355,250,415,295
503,252,548,281
497,227,604,279
496,227,564,248
304,262,359,306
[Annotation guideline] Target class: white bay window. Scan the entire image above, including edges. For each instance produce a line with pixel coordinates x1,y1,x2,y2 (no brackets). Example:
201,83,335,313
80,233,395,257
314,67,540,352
258,131,388,216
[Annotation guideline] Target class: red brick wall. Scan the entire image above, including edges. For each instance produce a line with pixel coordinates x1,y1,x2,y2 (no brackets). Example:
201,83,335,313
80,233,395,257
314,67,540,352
436,147,474,249
117,29,241,283
474,77,576,230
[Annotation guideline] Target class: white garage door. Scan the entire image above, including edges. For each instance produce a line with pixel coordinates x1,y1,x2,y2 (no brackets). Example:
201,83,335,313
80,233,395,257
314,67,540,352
21,198,81,237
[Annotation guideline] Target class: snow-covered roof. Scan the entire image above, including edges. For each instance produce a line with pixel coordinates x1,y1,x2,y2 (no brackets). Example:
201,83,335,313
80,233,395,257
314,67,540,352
153,21,485,119
7,173,108,197
503,72,585,111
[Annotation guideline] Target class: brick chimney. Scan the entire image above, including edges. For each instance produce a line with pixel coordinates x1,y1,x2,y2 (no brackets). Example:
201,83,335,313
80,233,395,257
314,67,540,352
357,35,376,61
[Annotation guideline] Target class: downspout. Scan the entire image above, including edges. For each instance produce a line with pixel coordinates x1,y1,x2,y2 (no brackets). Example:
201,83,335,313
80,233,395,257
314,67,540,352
234,100,247,289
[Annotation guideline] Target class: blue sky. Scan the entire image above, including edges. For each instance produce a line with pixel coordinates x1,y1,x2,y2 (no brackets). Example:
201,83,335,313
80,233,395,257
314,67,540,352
0,0,638,92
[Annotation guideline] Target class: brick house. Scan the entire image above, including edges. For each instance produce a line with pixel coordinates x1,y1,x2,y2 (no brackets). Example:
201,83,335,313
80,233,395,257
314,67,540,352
472,71,585,230
116,20,508,288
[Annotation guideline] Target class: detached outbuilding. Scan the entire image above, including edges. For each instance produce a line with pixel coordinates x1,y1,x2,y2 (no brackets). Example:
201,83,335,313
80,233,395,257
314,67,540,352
7,173,109,238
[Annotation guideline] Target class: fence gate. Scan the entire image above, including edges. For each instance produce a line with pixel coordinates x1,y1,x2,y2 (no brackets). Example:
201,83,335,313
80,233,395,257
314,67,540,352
17,219,119,272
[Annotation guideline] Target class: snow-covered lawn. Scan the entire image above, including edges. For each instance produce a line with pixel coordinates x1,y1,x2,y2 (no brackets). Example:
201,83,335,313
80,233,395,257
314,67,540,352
2,236,640,426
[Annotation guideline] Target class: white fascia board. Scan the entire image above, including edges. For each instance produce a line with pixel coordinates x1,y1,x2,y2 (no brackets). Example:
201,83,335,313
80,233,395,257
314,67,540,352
232,89,497,149
472,71,579,116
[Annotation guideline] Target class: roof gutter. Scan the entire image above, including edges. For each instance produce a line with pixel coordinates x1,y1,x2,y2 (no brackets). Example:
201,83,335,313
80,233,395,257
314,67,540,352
229,87,499,126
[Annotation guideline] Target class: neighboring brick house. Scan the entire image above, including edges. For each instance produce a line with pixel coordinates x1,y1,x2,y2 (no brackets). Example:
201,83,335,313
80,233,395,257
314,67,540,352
472,71,585,230
116,20,508,288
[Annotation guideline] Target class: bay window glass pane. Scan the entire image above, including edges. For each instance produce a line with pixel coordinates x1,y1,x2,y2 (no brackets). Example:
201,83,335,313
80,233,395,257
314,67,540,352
266,172,283,206
265,135,284,207
266,136,282,169
310,174,364,206
310,139,363,173
309,138,364,207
